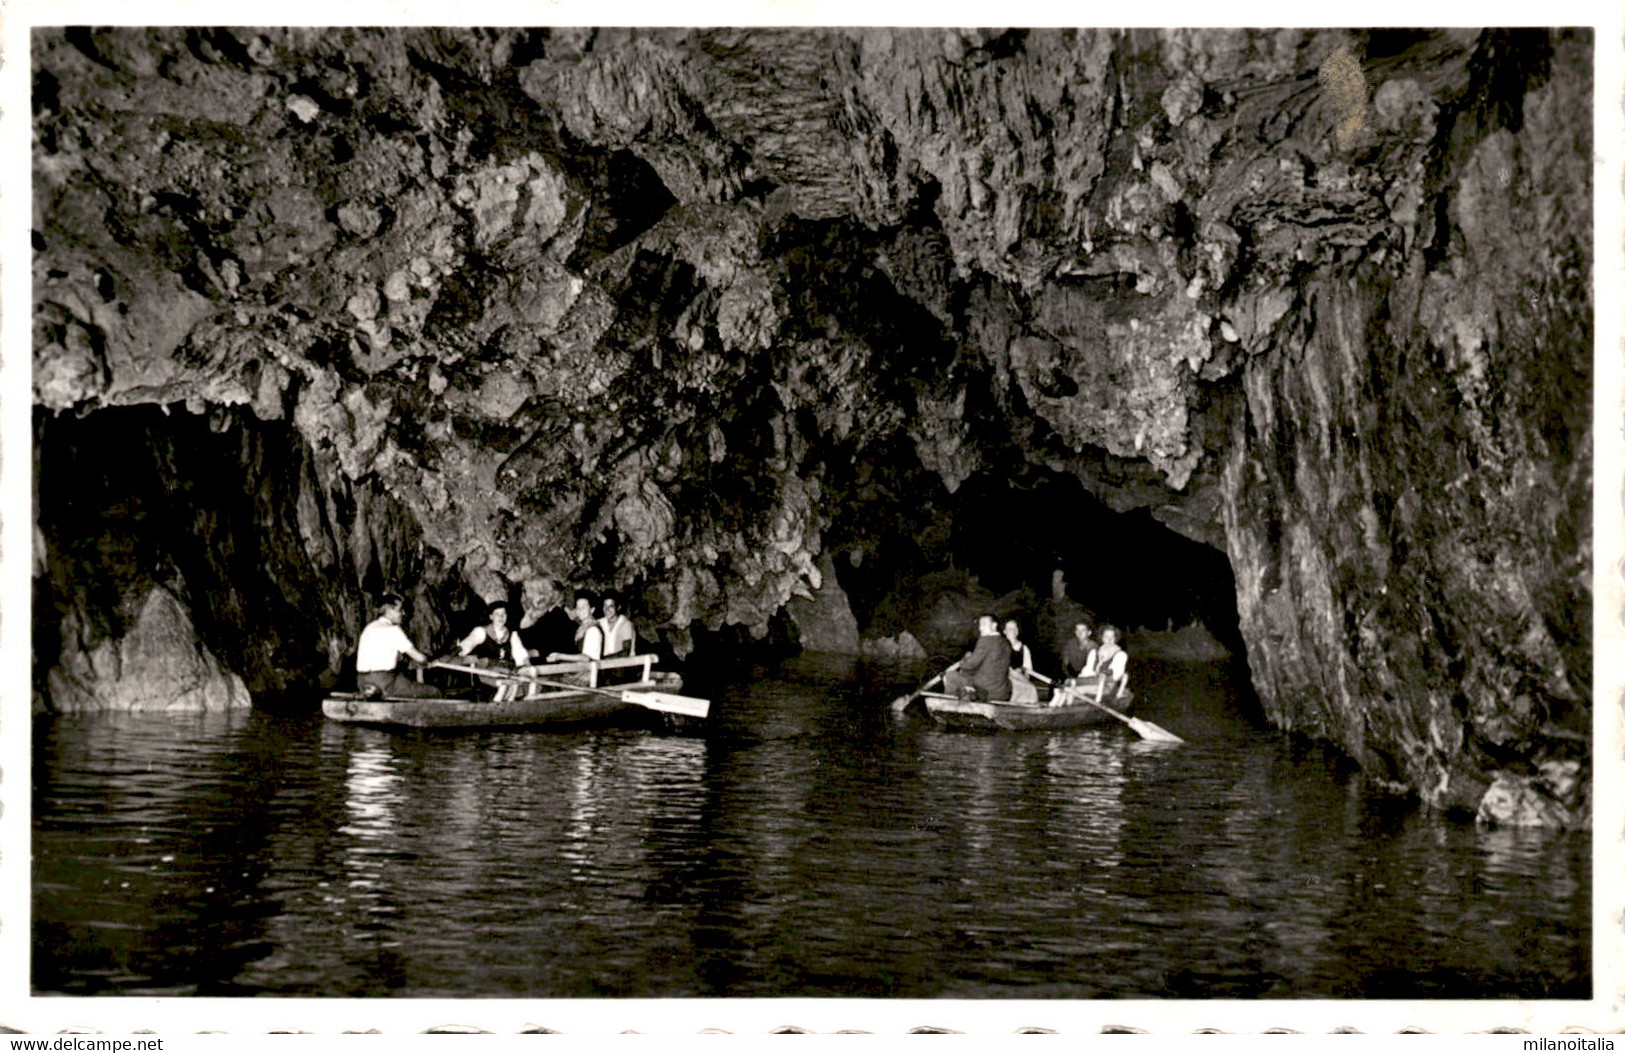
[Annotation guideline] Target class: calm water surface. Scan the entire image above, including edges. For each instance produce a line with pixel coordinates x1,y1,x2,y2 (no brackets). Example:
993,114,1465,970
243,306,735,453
33,656,1589,998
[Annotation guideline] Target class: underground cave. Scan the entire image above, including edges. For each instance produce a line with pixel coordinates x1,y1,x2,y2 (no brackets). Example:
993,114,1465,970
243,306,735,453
25,25,1595,1007
32,24,1591,828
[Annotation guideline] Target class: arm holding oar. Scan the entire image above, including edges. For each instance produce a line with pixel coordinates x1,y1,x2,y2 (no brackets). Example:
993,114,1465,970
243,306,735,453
891,662,959,713
1084,626,1129,703
1077,628,1181,742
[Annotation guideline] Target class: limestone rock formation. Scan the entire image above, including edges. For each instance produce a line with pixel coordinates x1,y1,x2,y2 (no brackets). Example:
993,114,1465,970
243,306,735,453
32,28,1591,825
46,585,253,713
786,554,862,653
860,632,929,661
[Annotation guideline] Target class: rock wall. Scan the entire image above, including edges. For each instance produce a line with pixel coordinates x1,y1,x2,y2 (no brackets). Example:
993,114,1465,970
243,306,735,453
32,28,1591,823
1216,33,1592,823
785,553,862,653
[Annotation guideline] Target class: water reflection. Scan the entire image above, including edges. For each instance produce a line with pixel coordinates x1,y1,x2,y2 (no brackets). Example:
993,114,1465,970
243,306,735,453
31,659,1590,999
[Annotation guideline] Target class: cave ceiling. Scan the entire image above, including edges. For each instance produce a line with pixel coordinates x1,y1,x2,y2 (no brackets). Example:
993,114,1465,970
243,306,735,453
29,26,1543,631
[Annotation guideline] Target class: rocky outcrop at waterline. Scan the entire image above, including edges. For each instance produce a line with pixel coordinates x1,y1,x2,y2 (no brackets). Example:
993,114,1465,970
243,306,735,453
46,585,253,713
32,28,1590,827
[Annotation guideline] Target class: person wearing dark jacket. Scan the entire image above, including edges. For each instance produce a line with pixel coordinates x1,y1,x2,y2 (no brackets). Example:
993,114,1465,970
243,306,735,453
1060,621,1098,679
943,615,1013,701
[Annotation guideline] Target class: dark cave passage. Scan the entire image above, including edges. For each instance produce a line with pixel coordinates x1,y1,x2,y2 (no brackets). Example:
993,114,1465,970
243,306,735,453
946,468,1240,646
818,454,1246,677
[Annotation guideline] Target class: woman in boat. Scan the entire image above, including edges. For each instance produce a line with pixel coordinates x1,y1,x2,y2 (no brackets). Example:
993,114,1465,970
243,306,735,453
456,601,530,670
355,593,442,699
456,601,530,700
545,592,607,686
1092,624,1130,701
1002,619,1035,676
1003,618,1042,704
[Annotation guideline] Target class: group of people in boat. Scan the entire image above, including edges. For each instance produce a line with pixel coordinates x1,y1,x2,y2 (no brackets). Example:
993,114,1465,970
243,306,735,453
354,590,638,700
942,615,1128,707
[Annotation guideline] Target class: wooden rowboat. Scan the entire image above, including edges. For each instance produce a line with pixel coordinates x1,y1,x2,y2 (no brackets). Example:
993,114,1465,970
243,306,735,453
922,686,1135,732
323,655,702,730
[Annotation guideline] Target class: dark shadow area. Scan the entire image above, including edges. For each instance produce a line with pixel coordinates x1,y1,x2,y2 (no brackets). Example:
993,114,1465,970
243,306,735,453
820,453,1246,674
947,467,1241,648
33,403,469,702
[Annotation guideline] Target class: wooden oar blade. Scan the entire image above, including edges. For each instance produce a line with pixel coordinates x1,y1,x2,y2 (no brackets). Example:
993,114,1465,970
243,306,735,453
892,670,948,713
1079,693,1185,743
1129,718,1185,744
625,691,710,719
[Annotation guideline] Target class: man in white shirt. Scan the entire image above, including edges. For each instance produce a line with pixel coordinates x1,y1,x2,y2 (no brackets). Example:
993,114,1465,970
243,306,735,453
356,593,441,699
599,595,636,658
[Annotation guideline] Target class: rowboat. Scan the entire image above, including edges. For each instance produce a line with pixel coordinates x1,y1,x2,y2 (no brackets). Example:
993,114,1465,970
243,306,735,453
921,682,1136,732
322,655,705,730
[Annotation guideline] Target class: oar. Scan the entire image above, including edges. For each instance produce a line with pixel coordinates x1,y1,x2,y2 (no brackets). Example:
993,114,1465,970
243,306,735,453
429,659,529,699
431,661,710,719
1078,689,1184,744
430,659,510,678
891,663,956,713
526,677,710,719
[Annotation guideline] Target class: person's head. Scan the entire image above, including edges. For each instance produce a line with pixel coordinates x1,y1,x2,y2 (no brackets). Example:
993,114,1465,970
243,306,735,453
1002,619,1021,642
602,595,619,620
379,593,406,625
1100,624,1120,645
1073,621,1092,643
572,591,597,624
977,614,998,635
486,601,508,629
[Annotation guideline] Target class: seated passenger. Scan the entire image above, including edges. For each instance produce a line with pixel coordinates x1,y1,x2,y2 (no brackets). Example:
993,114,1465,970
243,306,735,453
1093,624,1129,701
1059,621,1097,681
457,601,529,669
355,593,441,699
599,595,637,658
543,592,607,687
456,601,529,700
1003,618,1040,704
1002,618,1035,676
942,615,1013,702
1050,622,1128,708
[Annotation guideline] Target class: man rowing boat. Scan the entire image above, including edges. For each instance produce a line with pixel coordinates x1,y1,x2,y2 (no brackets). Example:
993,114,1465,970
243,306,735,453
356,593,441,699
942,614,1013,702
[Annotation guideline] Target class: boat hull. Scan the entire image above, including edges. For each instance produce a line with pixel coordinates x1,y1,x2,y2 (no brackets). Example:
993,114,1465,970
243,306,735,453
922,689,1135,731
322,677,685,730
